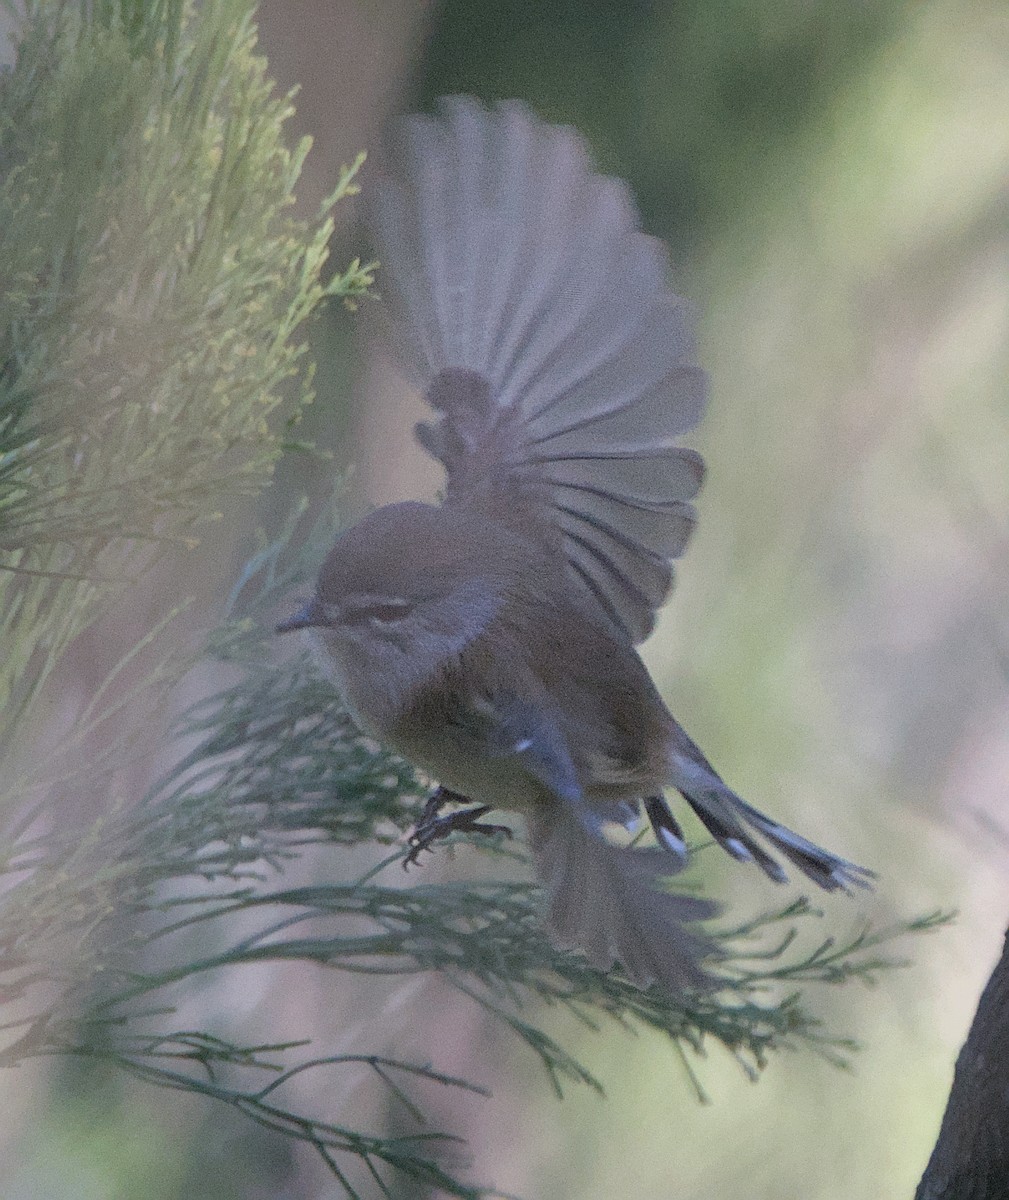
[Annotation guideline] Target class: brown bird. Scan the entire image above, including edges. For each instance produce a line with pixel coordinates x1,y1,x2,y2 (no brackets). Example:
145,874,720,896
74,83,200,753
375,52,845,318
278,97,873,994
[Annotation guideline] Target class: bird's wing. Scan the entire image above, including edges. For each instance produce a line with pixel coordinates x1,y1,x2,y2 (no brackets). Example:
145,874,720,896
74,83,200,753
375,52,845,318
450,688,585,809
367,96,707,644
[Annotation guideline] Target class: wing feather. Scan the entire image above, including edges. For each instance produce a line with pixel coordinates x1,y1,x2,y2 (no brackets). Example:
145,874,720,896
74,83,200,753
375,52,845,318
368,96,707,642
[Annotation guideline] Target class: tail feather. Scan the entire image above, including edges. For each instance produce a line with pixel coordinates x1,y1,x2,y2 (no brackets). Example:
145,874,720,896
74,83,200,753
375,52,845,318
731,795,875,891
527,806,720,994
643,794,688,861
670,746,875,893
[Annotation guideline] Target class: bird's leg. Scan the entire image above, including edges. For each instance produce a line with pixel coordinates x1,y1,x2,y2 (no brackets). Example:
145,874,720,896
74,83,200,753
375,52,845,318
415,785,457,828
405,787,512,868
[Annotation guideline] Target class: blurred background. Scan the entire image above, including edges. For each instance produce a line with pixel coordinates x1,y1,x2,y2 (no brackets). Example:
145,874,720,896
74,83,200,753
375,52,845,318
3,0,1009,1196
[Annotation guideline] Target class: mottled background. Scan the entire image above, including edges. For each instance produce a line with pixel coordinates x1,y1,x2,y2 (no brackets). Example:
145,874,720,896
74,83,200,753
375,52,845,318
3,1,1009,1197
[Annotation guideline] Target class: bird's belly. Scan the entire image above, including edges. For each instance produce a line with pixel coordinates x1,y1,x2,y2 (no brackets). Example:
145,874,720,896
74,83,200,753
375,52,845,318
387,724,661,816
387,723,546,814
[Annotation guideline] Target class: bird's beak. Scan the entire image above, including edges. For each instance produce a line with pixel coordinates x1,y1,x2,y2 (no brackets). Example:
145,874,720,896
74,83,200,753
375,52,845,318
275,599,322,635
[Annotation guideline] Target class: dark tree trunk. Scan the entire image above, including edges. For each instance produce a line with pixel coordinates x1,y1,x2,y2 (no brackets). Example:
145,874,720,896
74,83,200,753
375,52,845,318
916,927,1009,1199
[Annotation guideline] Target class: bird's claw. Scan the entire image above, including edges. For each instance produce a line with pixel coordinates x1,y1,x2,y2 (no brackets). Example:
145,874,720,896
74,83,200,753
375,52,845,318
404,793,512,869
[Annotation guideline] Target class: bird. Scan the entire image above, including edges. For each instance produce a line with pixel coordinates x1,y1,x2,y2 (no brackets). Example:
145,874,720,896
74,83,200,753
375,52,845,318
277,96,874,995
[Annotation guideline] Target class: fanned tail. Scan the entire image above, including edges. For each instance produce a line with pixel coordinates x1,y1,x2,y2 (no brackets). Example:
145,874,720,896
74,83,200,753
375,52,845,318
526,805,720,994
668,733,875,893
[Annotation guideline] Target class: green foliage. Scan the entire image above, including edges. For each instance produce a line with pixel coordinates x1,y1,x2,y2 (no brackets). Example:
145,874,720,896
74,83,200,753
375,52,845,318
0,0,373,738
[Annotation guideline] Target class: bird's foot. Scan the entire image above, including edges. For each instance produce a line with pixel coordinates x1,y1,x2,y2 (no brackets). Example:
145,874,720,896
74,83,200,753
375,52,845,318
404,789,512,869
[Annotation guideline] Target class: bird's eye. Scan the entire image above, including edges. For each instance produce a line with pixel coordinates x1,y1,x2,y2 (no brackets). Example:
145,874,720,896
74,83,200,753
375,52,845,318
367,600,413,624
340,597,413,626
